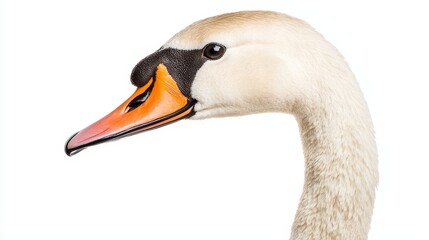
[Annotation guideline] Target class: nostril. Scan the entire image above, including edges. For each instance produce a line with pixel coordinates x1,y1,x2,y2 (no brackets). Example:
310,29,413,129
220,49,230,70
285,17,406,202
125,83,154,113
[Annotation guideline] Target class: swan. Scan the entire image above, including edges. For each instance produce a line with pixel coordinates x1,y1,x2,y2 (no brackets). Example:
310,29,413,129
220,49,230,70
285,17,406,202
65,11,378,239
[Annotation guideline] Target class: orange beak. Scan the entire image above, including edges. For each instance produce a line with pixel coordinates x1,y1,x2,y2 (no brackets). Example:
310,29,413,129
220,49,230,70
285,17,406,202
65,64,195,156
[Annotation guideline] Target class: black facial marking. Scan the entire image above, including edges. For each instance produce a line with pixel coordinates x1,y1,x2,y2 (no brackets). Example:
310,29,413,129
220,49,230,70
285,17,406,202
130,48,208,98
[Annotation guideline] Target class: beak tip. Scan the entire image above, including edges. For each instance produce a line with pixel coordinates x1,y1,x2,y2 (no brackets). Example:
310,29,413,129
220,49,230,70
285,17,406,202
65,147,84,157
65,132,84,157
64,147,73,156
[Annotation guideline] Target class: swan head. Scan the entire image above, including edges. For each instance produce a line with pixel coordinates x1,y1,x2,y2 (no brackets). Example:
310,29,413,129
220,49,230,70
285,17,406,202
65,11,354,156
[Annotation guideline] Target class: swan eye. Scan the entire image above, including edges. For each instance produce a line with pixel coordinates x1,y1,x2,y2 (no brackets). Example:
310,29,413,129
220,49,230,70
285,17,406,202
203,43,226,60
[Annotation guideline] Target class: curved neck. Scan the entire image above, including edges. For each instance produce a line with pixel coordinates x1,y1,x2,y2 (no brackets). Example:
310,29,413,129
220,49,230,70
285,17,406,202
290,90,378,239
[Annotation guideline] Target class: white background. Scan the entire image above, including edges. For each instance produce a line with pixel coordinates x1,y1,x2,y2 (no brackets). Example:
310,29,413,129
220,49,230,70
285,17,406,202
1,0,428,239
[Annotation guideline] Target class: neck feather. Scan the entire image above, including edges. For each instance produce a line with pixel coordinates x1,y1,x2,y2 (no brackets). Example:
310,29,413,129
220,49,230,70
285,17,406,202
290,85,378,240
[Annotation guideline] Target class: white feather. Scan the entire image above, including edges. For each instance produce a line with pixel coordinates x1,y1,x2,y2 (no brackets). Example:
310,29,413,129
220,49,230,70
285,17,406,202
166,11,377,240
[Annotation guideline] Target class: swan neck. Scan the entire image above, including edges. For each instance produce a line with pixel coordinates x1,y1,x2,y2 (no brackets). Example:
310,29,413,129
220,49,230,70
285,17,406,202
291,92,378,239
